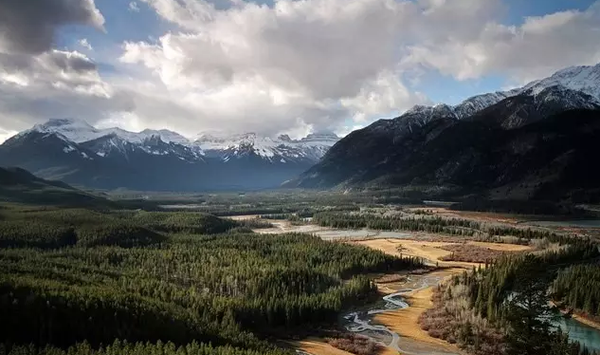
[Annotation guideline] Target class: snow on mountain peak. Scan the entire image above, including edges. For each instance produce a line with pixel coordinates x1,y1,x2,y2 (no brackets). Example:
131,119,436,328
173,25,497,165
523,63,600,100
193,131,339,162
278,134,293,142
43,118,92,128
27,118,190,145
550,63,600,80
401,62,600,122
29,118,99,143
140,129,189,145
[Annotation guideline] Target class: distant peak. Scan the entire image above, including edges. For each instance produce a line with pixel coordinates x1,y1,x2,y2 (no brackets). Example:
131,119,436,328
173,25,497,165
406,105,430,114
278,134,292,142
396,61,600,121
46,118,84,124
551,62,600,77
143,134,165,145
141,128,175,135
36,118,94,129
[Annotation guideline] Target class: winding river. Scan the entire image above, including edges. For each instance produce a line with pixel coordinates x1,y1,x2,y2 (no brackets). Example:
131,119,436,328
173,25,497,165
254,218,600,353
342,273,459,355
342,272,600,354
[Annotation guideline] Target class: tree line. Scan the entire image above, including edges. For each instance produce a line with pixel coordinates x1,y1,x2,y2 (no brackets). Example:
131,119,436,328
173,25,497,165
0,207,265,249
552,264,600,318
312,213,482,236
0,340,291,355
312,211,583,245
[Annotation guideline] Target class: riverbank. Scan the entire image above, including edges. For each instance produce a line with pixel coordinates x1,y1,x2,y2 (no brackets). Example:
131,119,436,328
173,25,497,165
572,313,600,332
552,303,600,332
294,237,530,355
549,304,600,352
294,267,464,355
373,269,465,355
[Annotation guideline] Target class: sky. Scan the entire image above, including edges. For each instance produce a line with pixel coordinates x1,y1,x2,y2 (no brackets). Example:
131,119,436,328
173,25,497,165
0,0,599,143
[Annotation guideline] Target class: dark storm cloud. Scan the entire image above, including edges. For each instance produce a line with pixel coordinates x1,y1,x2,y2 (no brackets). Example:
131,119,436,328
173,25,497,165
0,0,104,54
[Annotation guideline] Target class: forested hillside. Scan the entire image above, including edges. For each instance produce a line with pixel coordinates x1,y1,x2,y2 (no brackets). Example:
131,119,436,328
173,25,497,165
0,167,111,207
420,241,600,355
0,204,421,355
552,264,600,318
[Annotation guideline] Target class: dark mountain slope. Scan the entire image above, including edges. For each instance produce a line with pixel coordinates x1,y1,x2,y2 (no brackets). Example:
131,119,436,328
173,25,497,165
290,84,600,193
0,131,105,184
288,114,455,188
0,167,112,207
387,110,600,198
291,107,600,202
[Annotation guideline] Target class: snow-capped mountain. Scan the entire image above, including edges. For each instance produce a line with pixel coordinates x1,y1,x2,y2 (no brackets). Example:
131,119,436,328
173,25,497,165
24,118,189,145
404,62,600,124
80,134,204,162
194,131,339,162
18,118,339,164
1,119,340,190
522,63,600,99
289,62,600,190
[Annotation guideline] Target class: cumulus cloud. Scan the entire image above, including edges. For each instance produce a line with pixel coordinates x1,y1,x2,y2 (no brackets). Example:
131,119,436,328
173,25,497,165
341,71,430,123
1,50,107,94
405,1,600,83
121,0,431,135
0,49,134,132
125,0,414,99
1,0,600,139
0,0,104,55
0,0,131,137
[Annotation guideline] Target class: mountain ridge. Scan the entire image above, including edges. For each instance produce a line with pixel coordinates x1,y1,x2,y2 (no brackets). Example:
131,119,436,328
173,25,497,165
0,120,339,190
403,62,600,124
13,118,339,163
288,63,600,202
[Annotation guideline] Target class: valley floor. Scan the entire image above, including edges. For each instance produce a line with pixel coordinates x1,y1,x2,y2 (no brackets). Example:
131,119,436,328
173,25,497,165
287,234,530,355
246,208,591,355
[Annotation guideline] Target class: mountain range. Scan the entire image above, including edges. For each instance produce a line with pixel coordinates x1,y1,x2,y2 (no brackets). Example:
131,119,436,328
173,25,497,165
288,63,600,203
0,120,339,191
2,62,600,197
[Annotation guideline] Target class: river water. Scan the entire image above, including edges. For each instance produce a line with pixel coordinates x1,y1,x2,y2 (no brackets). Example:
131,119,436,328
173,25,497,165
556,316,600,352
342,272,459,355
